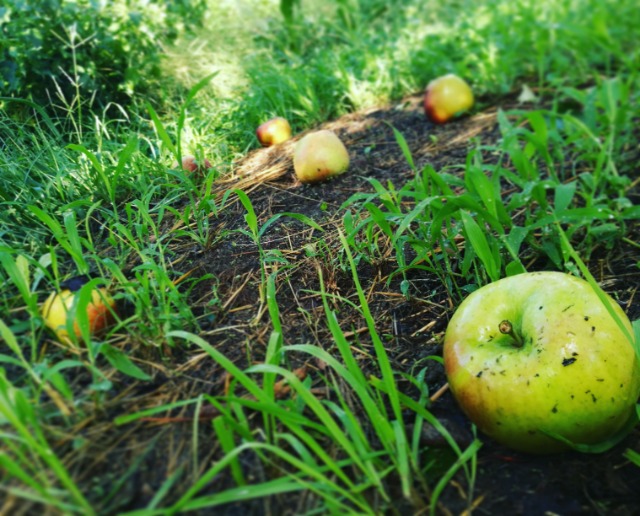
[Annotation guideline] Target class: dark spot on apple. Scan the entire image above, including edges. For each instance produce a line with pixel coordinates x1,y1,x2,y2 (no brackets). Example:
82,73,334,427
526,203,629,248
572,352,578,356
591,393,597,403
562,357,577,366
592,326,596,332
584,315,589,321
539,306,543,310
500,370,506,375
552,405,558,413
476,371,483,378
570,395,574,399
562,304,574,312
596,378,604,382
534,373,540,377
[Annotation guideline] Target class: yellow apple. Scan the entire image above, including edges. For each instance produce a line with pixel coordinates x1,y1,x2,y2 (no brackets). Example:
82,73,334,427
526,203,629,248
443,271,640,454
293,130,349,184
41,278,116,345
256,117,292,146
424,74,474,124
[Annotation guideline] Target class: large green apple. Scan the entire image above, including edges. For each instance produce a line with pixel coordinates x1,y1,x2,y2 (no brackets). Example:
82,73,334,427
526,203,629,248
443,271,640,454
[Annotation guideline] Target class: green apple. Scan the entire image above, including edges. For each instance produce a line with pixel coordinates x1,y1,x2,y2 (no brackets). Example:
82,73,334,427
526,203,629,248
424,74,474,124
293,130,349,184
256,117,292,146
41,277,116,345
443,271,640,454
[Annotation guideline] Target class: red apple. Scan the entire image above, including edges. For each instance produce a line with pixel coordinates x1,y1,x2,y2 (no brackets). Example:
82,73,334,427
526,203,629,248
41,277,116,345
174,155,212,175
424,74,474,124
256,117,292,146
293,130,349,184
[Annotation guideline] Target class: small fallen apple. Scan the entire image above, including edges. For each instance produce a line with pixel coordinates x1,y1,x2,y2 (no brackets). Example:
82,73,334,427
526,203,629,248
256,117,292,146
293,130,349,184
41,276,117,345
424,73,474,124
174,155,212,175
443,271,640,454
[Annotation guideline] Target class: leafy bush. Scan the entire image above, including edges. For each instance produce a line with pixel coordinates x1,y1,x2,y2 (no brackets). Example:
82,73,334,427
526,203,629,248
0,0,206,113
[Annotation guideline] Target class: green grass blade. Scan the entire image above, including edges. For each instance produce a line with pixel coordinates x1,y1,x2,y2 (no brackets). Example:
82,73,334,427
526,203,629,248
460,210,500,282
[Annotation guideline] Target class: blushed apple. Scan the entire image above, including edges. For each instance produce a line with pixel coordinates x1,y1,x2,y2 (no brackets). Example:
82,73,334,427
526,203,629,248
424,74,474,124
41,277,116,345
174,155,212,175
443,271,640,454
256,117,292,146
293,130,349,184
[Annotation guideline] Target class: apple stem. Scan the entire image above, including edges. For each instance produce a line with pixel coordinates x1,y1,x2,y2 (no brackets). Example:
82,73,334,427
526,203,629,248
499,320,523,348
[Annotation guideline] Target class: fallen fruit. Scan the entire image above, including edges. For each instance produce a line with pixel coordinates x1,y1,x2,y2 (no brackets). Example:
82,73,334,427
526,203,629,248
41,276,116,345
256,117,292,146
174,155,212,175
293,130,349,184
443,271,640,454
424,73,474,124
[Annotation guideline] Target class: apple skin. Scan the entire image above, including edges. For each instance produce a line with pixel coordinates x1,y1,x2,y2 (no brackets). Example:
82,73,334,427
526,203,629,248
41,284,116,345
424,74,474,124
443,271,640,454
256,117,292,146
293,130,349,184
174,155,212,175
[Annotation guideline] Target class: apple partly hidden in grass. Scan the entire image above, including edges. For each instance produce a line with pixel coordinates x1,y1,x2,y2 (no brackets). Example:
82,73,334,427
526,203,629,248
424,73,474,124
293,129,350,184
256,117,292,146
174,155,212,175
443,271,640,454
41,276,116,345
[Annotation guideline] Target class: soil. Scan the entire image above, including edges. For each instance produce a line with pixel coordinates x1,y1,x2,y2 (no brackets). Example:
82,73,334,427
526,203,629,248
7,91,640,516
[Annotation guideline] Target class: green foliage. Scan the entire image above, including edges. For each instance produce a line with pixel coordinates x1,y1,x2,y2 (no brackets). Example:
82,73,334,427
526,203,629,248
1,0,640,510
137,258,480,514
342,77,639,297
0,0,207,114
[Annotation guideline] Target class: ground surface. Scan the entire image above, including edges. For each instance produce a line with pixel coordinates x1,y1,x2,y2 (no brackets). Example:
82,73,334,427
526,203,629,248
10,92,640,515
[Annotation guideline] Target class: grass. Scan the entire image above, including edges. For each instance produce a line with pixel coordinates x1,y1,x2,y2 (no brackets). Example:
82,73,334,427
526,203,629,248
1,0,639,513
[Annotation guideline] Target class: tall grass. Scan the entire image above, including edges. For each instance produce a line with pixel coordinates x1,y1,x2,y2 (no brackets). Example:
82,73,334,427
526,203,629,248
342,76,639,299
